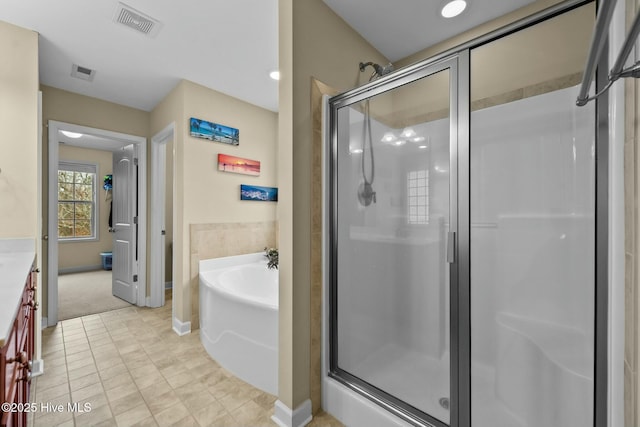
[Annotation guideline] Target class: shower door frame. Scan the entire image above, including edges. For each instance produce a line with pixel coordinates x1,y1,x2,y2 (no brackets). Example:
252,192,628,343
326,0,608,426
328,55,462,427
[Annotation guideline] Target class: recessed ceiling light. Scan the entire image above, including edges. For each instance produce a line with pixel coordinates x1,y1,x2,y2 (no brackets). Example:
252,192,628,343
269,71,280,80
441,0,467,18
381,132,396,143
401,127,416,138
419,145,428,149
61,130,83,139
350,148,363,154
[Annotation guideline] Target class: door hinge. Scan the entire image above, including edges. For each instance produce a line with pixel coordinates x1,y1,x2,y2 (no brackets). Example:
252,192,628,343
133,274,138,282
134,157,139,166
133,216,138,224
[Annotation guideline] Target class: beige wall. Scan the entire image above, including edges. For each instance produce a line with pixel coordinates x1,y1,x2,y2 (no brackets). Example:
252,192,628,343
41,85,150,317
150,80,278,328
57,145,112,271
0,21,38,239
279,0,388,412
183,80,278,327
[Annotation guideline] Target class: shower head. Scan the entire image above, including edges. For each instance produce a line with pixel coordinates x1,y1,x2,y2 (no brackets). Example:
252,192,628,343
359,61,394,80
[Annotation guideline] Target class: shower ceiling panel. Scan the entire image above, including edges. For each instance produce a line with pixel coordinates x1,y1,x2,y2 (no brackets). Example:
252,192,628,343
323,0,536,62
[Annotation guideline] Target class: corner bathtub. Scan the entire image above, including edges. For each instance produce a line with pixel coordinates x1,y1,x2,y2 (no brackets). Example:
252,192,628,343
199,252,278,395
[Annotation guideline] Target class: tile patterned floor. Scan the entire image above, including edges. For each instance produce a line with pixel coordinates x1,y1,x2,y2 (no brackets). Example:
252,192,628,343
29,294,343,427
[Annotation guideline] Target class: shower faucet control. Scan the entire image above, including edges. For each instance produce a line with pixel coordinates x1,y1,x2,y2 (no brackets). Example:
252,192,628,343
357,182,376,206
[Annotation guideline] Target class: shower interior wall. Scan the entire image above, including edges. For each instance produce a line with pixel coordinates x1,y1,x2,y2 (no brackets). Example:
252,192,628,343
338,77,594,400
336,75,596,426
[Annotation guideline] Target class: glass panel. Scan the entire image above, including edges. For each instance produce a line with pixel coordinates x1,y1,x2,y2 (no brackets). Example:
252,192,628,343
469,5,595,427
74,184,93,201
336,69,451,423
58,170,73,183
75,220,92,237
58,183,74,201
75,203,92,220
74,171,92,184
58,203,74,220
58,219,74,238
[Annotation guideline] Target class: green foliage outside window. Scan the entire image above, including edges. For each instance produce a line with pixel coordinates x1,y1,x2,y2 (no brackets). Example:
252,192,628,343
58,169,95,239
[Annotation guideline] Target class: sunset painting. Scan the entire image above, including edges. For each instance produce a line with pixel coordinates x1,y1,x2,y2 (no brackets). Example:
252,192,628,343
217,154,261,176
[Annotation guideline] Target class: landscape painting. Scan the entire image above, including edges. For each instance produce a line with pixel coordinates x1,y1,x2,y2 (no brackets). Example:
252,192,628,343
218,154,260,176
240,184,278,202
190,117,239,145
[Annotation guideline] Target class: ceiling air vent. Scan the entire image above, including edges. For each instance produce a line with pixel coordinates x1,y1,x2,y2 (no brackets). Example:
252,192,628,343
71,64,96,82
113,3,162,38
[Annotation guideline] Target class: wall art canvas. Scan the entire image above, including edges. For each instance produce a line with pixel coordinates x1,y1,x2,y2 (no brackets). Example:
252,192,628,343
190,117,239,145
218,154,260,176
240,184,278,202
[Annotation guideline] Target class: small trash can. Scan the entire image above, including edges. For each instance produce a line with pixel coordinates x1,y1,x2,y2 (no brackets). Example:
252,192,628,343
100,252,113,270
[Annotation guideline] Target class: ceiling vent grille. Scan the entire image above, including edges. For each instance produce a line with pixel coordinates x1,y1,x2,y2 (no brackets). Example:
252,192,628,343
113,3,162,38
71,64,96,82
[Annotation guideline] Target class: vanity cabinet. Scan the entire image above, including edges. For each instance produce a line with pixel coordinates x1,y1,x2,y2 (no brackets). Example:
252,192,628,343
0,261,36,427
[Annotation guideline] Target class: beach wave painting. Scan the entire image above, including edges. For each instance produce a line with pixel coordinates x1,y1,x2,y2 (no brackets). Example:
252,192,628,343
240,184,278,202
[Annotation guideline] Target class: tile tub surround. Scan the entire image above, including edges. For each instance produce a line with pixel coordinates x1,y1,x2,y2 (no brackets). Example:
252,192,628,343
190,221,276,329
0,238,36,346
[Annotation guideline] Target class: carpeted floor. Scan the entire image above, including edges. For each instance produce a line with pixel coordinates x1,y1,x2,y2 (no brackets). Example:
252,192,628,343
58,270,132,320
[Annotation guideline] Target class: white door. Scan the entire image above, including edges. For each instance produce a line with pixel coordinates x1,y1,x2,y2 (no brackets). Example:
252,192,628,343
112,144,137,304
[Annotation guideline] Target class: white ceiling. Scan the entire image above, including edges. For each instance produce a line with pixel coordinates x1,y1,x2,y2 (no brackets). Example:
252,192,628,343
0,0,279,112
0,0,539,114
323,0,537,62
57,130,131,152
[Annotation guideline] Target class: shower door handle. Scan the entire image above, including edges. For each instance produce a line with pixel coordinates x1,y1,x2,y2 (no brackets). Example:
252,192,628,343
446,231,456,263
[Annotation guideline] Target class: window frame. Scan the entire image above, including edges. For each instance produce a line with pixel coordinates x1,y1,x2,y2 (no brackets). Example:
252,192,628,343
57,160,99,242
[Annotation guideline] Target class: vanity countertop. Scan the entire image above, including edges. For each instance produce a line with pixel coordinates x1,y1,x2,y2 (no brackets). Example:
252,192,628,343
0,238,35,347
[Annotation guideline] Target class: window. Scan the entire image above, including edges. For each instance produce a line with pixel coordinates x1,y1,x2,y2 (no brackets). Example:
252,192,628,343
58,161,98,240
408,170,429,224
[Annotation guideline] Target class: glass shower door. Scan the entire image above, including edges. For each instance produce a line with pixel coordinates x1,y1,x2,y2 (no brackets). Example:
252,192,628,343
330,60,456,426
468,5,596,427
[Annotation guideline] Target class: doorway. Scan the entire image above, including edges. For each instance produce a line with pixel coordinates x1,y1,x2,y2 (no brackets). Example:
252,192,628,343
47,120,147,326
56,148,131,320
149,122,175,308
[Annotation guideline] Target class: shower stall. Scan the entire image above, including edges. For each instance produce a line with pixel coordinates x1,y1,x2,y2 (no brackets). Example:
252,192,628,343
325,2,607,426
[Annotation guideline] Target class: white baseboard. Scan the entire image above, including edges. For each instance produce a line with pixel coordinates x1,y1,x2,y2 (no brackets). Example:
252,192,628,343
271,399,312,427
172,317,191,336
58,265,104,275
31,359,44,378
165,281,172,289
